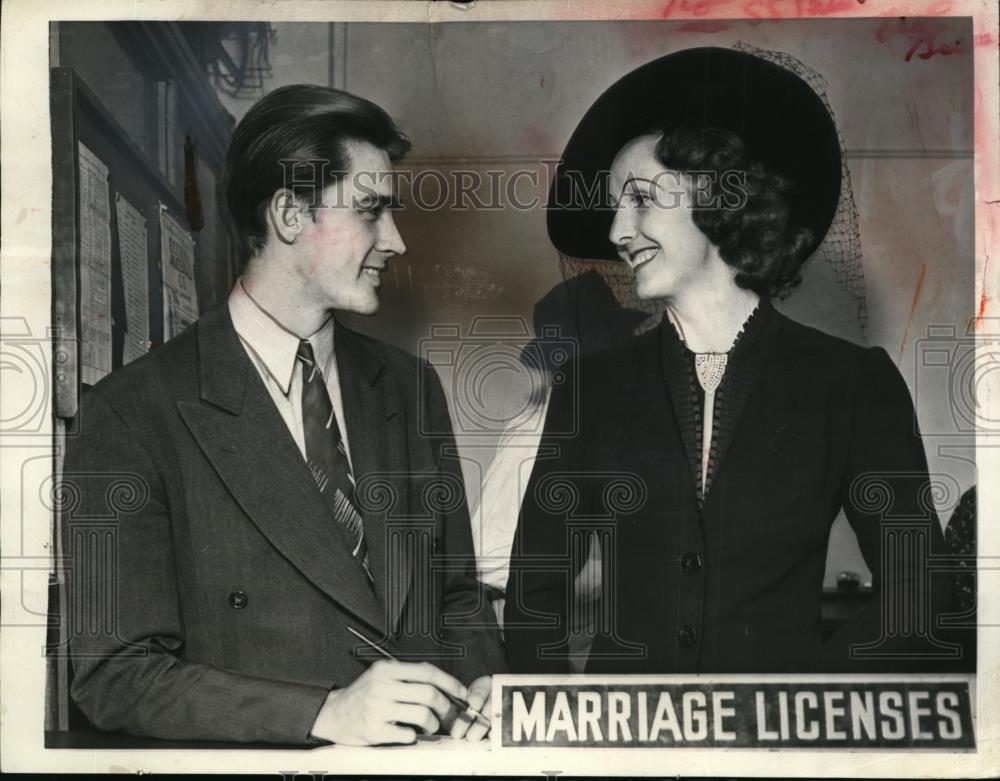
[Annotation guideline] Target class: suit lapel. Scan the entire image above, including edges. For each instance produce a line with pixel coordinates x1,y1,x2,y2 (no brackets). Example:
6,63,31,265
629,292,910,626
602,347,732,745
177,306,385,633
334,321,411,635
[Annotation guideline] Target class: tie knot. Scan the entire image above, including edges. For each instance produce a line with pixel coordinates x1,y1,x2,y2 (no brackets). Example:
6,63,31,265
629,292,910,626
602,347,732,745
296,339,317,366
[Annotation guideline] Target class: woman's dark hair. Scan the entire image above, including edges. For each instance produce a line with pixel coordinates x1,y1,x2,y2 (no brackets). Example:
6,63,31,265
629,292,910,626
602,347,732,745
222,84,411,257
652,126,814,299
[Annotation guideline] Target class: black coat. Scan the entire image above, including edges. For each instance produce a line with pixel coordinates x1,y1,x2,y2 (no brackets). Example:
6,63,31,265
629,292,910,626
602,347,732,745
504,301,959,674
62,304,505,743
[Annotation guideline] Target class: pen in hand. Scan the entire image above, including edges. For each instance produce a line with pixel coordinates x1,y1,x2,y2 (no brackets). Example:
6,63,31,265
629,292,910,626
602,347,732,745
346,626,492,729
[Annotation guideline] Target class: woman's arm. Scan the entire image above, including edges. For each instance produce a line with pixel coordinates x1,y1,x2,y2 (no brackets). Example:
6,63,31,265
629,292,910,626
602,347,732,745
823,346,958,672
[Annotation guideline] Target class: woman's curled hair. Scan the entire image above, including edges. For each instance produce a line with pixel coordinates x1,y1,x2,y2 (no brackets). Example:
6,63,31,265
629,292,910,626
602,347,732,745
653,126,815,299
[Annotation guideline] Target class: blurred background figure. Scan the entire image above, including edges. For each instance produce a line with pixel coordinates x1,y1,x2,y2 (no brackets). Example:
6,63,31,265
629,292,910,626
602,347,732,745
473,271,647,669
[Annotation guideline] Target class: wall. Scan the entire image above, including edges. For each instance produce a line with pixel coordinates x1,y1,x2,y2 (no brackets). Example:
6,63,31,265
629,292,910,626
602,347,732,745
214,23,333,122
54,22,237,313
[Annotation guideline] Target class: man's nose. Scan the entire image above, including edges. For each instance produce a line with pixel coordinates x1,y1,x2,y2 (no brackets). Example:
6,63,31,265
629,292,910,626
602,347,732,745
608,206,635,250
376,213,406,256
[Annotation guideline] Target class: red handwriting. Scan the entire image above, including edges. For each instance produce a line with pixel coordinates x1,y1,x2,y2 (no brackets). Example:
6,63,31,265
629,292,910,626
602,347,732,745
876,19,964,62
660,0,872,19
659,0,952,19
741,0,857,18
660,0,714,18
742,0,785,18
795,0,859,15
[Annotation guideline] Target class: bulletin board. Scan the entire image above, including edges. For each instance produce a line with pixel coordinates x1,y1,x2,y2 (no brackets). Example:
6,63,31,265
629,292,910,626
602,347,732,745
49,67,204,420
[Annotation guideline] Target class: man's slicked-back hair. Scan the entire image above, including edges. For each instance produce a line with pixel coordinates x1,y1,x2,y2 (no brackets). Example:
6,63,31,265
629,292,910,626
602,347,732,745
222,84,411,258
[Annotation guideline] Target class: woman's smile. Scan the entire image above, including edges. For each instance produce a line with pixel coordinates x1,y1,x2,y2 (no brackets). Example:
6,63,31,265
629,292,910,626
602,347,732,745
625,246,659,270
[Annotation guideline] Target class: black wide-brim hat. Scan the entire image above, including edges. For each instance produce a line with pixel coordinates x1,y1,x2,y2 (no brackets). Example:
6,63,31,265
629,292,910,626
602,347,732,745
546,47,842,261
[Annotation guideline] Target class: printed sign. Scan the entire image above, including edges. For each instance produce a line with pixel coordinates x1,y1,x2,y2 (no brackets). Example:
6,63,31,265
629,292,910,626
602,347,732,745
500,679,975,749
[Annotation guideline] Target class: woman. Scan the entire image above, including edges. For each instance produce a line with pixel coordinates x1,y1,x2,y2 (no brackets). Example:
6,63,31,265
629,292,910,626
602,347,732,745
504,47,956,674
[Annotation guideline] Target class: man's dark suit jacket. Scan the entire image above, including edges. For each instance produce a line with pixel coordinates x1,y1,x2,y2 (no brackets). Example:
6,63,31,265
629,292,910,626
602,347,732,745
505,302,961,674
62,304,505,744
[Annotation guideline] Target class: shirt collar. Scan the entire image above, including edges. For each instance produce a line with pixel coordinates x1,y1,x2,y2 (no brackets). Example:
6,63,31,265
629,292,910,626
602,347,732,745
228,279,336,396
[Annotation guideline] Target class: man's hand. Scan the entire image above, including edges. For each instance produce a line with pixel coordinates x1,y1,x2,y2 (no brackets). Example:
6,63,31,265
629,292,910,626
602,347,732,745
309,660,469,746
446,675,492,742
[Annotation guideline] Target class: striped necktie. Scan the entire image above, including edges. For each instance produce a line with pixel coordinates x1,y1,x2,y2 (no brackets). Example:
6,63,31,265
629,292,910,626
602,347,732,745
296,339,373,584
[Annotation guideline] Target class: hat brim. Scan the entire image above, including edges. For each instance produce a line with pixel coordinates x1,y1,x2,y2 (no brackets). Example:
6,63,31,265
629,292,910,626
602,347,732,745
546,47,842,262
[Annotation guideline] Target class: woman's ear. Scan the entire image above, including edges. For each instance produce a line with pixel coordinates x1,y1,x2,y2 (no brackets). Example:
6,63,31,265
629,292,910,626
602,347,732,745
267,188,307,245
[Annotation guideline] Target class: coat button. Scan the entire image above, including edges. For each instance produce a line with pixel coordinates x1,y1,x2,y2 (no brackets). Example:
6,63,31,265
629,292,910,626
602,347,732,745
228,590,248,609
681,553,703,573
678,624,699,647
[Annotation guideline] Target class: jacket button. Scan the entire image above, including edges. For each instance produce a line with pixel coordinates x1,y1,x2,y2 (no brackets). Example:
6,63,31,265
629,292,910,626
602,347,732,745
678,624,699,647
681,553,703,573
228,590,248,609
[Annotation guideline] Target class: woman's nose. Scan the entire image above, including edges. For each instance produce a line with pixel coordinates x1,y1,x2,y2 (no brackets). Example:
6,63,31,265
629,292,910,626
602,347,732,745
609,206,635,249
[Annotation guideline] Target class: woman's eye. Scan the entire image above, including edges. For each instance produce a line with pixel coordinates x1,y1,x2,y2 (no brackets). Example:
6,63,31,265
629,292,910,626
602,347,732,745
613,189,650,209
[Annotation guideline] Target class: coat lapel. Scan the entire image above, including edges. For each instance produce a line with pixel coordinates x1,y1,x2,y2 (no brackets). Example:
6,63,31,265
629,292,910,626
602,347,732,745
177,306,385,633
702,300,783,505
658,318,704,502
334,321,411,635
657,302,783,507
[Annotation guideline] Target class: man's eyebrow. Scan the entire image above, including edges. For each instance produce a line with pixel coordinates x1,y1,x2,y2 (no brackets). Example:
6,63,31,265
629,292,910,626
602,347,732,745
354,193,400,209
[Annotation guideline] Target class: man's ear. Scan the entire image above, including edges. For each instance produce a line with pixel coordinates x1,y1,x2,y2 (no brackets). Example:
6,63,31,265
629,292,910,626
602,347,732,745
267,188,308,245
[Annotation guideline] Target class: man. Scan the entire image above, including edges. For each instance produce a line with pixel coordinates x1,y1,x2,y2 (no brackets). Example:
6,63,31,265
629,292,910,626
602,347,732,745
62,85,504,745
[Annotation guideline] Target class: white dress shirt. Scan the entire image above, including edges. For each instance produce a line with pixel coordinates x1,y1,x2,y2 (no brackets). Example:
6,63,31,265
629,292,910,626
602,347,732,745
471,381,600,643
228,280,352,467
472,397,549,599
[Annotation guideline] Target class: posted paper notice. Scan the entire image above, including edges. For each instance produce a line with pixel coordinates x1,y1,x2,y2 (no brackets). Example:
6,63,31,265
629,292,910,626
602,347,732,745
116,193,150,363
77,142,112,385
159,205,198,340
